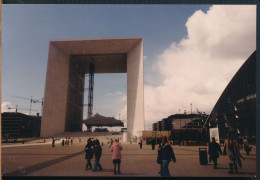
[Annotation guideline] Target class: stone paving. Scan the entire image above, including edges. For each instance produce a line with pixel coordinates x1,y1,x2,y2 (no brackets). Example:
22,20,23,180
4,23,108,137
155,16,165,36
1,135,256,177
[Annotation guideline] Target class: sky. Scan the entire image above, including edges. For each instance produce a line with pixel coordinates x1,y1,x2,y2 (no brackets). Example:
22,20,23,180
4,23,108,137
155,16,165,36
1,5,256,130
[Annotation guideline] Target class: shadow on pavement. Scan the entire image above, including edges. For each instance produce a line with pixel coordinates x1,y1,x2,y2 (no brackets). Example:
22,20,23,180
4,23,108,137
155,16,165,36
3,151,84,176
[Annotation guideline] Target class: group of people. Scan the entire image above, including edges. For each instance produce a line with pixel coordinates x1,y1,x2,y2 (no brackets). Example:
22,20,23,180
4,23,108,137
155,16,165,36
84,138,103,172
61,137,73,146
108,138,121,148
84,136,176,177
84,138,123,174
83,131,251,176
208,131,251,174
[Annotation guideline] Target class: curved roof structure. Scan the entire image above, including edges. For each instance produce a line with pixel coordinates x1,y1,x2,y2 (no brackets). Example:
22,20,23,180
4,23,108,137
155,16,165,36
208,50,256,138
83,113,124,127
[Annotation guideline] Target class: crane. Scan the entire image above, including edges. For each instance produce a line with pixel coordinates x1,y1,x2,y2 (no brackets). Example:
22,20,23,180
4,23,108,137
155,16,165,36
12,95,44,115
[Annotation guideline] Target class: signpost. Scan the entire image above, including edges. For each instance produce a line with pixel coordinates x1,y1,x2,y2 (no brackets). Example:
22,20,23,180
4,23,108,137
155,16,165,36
209,127,220,144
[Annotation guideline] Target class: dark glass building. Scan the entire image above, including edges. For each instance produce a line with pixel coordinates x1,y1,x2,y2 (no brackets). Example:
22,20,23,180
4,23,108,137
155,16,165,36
1,112,41,138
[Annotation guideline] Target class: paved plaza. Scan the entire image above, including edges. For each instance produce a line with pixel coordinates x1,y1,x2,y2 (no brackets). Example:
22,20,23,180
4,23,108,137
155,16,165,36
1,134,256,177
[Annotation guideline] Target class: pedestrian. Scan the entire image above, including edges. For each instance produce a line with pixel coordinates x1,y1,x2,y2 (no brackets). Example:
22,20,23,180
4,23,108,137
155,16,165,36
238,137,243,149
178,138,181,146
84,138,94,170
139,140,143,149
71,139,73,145
109,139,113,148
208,137,222,169
243,137,251,155
223,131,242,174
151,139,156,150
92,139,103,172
110,139,123,175
157,136,176,177
62,139,65,147
52,138,55,148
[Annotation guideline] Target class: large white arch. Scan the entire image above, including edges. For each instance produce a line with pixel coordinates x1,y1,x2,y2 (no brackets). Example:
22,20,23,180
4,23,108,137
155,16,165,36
41,37,144,141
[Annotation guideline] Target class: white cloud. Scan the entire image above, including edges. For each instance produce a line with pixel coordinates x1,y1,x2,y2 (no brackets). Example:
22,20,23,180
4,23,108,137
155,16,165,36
115,104,127,126
1,102,16,113
144,5,256,127
119,95,126,103
106,91,123,96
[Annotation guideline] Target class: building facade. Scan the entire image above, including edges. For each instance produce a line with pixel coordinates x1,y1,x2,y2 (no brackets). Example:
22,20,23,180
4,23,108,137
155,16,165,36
1,112,41,138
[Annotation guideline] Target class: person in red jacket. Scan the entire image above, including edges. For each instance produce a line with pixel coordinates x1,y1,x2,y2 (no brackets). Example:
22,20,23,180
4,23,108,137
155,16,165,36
110,138,123,175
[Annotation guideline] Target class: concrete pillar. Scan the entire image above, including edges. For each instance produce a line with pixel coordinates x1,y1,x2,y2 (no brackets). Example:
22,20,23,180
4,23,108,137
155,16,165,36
126,40,144,141
41,42,70,137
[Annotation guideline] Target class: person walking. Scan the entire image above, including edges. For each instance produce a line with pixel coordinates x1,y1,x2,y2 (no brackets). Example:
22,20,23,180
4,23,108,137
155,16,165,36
84,138,94,170
208,137,222,169
223,131,242,174
243,137,251,155
151,139,156,150
52,138,55,148
157,136,176,177
92,139,103,172
61,139,65,147
71,139,73,145
139,140,143,149
109,139,113,148
110,139,123,175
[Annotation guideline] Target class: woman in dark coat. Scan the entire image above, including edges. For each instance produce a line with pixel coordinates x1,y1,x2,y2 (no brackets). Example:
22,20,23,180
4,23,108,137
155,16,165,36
84,138,94,170
92,139,103,172
208,137,222,169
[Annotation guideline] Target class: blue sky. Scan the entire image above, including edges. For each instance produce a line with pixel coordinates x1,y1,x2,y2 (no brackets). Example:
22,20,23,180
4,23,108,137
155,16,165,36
1,4,210,116
2,5,256,130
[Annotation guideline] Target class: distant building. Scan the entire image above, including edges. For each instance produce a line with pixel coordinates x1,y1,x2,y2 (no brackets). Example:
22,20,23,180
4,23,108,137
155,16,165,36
156,121,162,131
140,130,170,145
152,113,209,143
83,113,124,132
1,112,41,138
152,123,157,131
153,113,207,131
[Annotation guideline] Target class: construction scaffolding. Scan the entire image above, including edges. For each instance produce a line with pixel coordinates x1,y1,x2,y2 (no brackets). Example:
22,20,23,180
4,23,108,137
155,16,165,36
85,63,94,119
